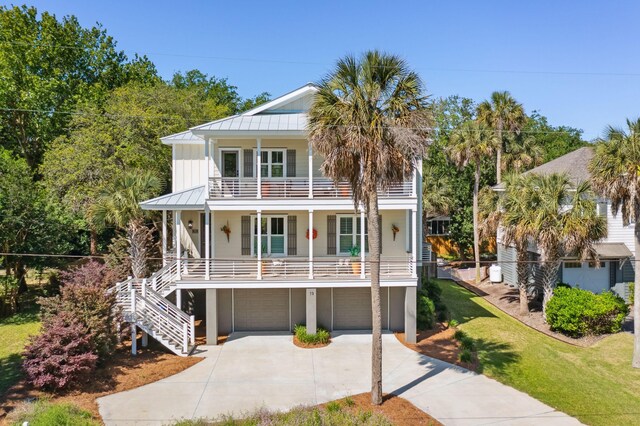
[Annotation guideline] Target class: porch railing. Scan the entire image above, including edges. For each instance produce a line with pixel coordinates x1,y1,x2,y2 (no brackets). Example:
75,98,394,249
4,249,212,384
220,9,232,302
208,177,413,199
178,256,414,280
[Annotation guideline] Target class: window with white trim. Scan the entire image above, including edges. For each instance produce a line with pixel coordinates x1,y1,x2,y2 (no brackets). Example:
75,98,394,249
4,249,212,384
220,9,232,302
337,215,368,255
259,149,285,178
427,219,450,236
252,215,286,256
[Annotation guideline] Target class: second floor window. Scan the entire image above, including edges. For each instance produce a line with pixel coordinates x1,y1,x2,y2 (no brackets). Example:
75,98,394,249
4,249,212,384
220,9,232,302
252,216,286,256
260,150,285,178
338,215,368,255
427,218,450,236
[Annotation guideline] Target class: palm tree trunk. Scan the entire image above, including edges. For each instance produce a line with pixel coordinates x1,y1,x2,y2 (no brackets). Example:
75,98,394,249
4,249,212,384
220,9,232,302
367,192,383,405
127,219,149,279
633,222,640,368
541,258,560,319
496,126,503,184
473,163,481,284
90,228,98,256
516,247,529,315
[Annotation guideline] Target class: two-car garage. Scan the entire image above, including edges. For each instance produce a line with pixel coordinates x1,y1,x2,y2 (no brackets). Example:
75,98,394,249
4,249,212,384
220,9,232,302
218,287,406,334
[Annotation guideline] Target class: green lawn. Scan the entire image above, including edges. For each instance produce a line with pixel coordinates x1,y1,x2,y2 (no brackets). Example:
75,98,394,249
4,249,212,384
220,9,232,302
0,308,41,395
436,279,640,426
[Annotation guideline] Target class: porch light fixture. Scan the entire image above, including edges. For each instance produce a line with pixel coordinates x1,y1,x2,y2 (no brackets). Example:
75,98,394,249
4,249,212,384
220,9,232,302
187,220,193,230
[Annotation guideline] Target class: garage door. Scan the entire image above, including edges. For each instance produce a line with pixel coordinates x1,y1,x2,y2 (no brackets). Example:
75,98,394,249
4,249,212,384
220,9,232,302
333,288,372,330
234,289,290,331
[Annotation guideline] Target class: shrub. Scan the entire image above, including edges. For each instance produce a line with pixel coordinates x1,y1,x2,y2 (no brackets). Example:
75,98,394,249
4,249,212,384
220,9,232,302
458,348,473,363
294,324,330,345
453,329,466,341
459,336,475,351
448,319,459,328
325,401,342,412
9,400,98,426
546,287,629,338
421,277,448,321
343,396,355,407
39,261,120,359
22,313,98,391
417,292,436,329
556,282,572,289
630,282,635,306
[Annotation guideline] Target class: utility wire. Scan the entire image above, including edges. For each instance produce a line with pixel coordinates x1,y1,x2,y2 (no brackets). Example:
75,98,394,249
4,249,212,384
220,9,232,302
1,40,639,78
0,107,586,136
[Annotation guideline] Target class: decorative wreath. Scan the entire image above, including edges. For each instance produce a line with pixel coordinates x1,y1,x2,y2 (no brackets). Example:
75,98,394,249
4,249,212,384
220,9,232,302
305,228,318,240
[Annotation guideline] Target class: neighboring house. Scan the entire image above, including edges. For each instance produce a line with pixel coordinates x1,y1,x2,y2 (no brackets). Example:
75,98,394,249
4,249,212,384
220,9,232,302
425,216,456,257
495,147,635,296
115,84,423,355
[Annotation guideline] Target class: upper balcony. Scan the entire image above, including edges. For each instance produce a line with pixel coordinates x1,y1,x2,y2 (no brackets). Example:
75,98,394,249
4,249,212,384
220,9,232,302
209,177,413,199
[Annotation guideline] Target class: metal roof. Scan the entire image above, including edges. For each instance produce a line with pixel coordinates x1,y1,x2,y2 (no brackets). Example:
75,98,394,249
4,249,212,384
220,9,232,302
160,130,205,145
139,186,205,210
190,113,308,133
494,146,595,190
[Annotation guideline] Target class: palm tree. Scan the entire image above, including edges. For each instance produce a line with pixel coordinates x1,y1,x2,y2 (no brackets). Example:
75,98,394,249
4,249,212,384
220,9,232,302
589,118,640,368
503,133,544,174
423,165,453,218
308,51,431,405
447,121,499,283
477,91,526,184
526,174,607,315
499,174,538,315
89,170,162,278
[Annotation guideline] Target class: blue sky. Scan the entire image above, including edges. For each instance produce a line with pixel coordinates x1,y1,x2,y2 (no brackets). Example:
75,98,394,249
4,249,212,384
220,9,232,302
20,0,640,140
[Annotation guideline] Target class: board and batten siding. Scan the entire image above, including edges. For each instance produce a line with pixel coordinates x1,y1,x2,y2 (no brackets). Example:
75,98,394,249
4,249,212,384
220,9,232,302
173,144,206,191
604,201,635,256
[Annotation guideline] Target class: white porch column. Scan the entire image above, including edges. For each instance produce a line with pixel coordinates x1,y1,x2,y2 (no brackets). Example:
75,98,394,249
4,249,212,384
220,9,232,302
416,158,423,272
256,138,262,199
162,210,168,266
206,289,218,344
211,210,215,277
308,142,313,198
172,210,177,254
176,289,182,310
205,205,211,280
257,210,262,279
204,137,210,198
308,210,314,279
411,160,417,197
405,286,417,344
360,208,366,279
411,207,418,278
176,210,182,280
141,331,148,348
405,210,411,253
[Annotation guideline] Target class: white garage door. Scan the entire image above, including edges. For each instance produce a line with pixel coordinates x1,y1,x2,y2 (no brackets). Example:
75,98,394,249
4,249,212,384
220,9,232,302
333,288,372,330
234,289,290,331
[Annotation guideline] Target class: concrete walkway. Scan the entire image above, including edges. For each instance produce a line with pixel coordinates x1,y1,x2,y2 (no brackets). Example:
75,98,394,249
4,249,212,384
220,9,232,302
98,332,582,425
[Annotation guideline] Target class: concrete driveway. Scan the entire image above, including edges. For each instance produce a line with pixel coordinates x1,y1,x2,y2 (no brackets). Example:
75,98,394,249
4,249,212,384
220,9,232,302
98,332,581,426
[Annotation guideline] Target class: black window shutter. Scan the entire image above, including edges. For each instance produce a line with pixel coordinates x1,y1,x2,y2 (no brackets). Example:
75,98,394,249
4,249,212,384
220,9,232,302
241,216,250,255
288,216,297,255
327,215,336,255
243,149,253,178
286,149,296,177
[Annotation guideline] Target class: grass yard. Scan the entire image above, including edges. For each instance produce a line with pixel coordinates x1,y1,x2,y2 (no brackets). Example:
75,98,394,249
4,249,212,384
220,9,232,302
0,308,40,396
436,279,640,426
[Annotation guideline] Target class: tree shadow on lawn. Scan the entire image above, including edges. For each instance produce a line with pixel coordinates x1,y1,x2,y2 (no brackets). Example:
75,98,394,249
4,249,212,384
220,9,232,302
0,353,23,396
0,309,39,326
473,338,520,376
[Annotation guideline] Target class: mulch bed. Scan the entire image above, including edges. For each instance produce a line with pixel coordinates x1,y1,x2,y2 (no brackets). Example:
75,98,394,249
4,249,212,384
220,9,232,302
293,335,331,349
0,339,201,424
323,393,442,425
454,277,607,347
395,324,477,370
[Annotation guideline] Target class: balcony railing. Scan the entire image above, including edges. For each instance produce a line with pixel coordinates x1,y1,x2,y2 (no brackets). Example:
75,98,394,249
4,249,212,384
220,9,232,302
208,177,413,199
176,256,414,280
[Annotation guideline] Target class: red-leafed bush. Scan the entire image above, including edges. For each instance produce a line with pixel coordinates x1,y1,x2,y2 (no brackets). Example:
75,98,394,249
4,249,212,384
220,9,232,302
22,312,98,391
40,261,120,359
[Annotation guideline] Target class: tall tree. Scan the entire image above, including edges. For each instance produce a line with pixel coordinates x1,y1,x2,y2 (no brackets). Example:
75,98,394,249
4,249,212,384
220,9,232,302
498,174,538,314
477,91,526,184
503,133,544,174
89,170,162,278
0,148,74,290
527,174,606,315
589,118,640,368
447,121,499,283
525,112,587,163
308,51,431,404
0,5,158,169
